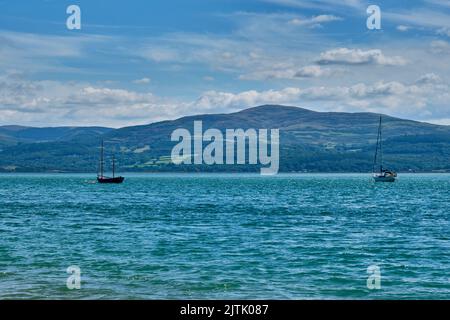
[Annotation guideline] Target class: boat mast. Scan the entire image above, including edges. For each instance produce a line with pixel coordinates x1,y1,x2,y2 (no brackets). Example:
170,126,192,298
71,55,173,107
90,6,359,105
100,139,104,178
379,116,383,173
373,116,382,174
112,155,115,178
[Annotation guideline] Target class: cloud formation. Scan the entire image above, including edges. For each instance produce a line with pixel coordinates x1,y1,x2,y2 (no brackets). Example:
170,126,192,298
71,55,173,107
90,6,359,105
191,76,450,123
288,15,342,28
1,71,448,126
263,0,364,11
396,25,411,32
0,30,108,73
239,65,333,80
0,1,449,127
133,78,151,84
317,48,407,66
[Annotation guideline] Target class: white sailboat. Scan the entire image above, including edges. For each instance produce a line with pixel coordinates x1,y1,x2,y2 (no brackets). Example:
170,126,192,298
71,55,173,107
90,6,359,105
373,116,397,182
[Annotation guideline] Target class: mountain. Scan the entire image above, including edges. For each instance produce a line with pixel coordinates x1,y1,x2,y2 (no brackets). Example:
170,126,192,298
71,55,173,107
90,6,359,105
0,105,449,172
0,125,112,146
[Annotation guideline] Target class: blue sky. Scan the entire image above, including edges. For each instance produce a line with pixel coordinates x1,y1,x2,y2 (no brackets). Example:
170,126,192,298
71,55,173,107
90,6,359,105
0,0,449,127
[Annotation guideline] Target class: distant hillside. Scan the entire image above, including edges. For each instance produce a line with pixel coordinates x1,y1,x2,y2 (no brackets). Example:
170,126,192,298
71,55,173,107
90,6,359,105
0,105,449,172
0,125,112,147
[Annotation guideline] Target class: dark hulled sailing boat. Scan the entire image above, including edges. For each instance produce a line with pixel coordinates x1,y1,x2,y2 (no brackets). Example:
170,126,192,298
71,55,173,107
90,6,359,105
372,116,397,182
97,140,124,184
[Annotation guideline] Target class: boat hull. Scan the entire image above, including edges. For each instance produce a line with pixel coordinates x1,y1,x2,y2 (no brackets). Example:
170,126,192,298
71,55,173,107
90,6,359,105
373,175,396,182
97,176,125,184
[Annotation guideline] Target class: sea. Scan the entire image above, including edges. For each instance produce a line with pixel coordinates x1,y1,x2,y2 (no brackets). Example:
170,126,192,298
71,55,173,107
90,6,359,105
0,173,449,299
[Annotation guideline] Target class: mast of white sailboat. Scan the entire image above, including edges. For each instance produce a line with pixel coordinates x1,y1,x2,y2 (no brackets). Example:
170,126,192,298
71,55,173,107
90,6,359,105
100,139,104,178
373,116,382,174
112,154,115,178
379,116,383,173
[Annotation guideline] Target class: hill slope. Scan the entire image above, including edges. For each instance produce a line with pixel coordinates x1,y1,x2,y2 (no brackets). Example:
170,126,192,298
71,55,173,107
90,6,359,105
0,105,449,172
0,125,112,147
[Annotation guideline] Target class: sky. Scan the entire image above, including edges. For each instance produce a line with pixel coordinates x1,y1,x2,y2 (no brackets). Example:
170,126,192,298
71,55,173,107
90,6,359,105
0,0,449,127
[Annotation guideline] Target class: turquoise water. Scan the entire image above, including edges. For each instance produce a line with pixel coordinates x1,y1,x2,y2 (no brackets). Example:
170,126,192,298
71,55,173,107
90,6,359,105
0,173,449,299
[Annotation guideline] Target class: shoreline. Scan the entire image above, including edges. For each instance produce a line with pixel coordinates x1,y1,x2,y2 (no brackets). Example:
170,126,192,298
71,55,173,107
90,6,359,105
1,171,449,175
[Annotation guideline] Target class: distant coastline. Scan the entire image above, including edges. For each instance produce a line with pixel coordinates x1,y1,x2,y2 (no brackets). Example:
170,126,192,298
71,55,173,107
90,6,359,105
1,170,449,174
1,105,450,173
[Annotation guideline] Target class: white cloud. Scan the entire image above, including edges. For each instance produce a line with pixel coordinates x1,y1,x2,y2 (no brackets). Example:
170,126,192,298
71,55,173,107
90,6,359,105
397,25,411,32
289,15,342,28
425,0,450,8
295,65,333,78
317,48,408,66
193,88,303,111
0,31,84,58
262,0,364,11
0,73,179,127
310,15,342,23
133,77,151,84
191,76,450,121
415,73,442,85
0,71,449,127
129,11,345,77
437,27,450,37
0,7,448,128
140,47,180,62
0,30,108,73
384,9,450,34
427,118,450,125
239,65,333,80
430,40,450,54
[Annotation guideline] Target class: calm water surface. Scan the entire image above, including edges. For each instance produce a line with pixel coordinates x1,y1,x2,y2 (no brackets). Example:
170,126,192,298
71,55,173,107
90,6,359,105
0,173,449,299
